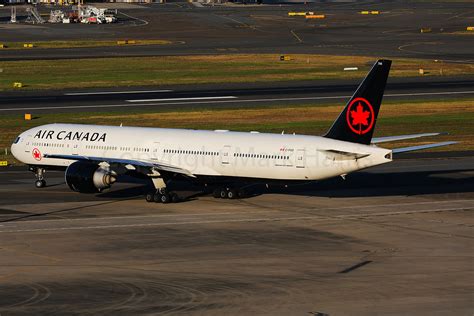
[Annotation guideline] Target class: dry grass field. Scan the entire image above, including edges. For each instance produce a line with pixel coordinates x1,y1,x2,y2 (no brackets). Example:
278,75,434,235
1,54,472,91
0,39,172,49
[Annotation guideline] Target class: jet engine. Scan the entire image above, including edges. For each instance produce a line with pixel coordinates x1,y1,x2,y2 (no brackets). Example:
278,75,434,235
65,161,116,193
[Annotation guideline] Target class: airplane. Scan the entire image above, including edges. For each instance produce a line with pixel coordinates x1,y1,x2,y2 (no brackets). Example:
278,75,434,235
10,59,456,203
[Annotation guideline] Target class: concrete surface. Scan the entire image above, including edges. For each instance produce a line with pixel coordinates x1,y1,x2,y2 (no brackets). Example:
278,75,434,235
0,1,473,61
0,155,472,315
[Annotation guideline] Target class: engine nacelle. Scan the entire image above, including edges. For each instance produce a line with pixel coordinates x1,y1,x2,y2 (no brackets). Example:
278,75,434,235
65,161,116,193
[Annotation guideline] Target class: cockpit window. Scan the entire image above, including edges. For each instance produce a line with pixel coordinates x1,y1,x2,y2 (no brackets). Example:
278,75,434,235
13,137,21,144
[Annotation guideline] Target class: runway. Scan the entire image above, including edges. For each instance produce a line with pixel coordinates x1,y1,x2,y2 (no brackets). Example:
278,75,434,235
1,77,473,114
0,155,472,314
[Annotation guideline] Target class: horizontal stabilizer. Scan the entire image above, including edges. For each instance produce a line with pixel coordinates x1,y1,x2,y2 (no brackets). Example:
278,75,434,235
392,141,457,154
320,149,370,161
372,132,446,144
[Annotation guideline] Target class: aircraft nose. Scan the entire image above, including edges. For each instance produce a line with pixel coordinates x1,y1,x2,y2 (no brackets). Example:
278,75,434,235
10,136,21,160
10,143,18,160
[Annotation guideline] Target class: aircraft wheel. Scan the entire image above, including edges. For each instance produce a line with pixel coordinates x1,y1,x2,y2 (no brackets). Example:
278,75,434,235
145,192,154,202
153,193,162,203
170,192,180,203
227,189,238,199
212,188,221,198
219,188,228,199
35,179,46,188
160,193,171,204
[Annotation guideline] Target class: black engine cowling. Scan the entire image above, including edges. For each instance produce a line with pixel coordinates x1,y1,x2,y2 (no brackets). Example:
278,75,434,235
65,161,116,193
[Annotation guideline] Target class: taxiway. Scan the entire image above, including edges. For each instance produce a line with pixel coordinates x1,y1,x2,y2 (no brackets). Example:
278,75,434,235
1,77,473,113
0,155,472,315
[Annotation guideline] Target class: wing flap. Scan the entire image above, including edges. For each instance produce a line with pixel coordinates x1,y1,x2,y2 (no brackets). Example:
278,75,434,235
392,141,457,154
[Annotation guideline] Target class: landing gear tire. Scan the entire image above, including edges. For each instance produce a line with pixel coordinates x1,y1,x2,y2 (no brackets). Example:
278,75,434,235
35,179,46,188
160,193,171,204
170,193,180,203
153,193,162,203
148,191,179,203
145,192,154,203
213,187,241,199
219,188,228,199
227,189,238,199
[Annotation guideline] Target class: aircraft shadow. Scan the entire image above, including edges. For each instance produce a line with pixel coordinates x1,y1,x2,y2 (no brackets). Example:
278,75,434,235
275,169,474,198
96,168,474,200
2,169,471,223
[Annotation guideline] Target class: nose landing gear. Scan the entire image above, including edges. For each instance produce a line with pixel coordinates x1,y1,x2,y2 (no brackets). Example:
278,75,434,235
29,166,46,188
35,179,46,188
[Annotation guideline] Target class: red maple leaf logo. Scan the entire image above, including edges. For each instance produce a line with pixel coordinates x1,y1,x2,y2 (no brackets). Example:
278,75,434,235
346,97,375,135
350,103,370,126
33,148,41,160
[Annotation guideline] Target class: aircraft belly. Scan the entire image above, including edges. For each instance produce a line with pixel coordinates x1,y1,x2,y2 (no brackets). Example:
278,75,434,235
309,151,391,180
211,163,309,180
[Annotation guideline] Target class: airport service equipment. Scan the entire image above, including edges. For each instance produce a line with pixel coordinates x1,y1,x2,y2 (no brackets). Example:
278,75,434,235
25,6,45,24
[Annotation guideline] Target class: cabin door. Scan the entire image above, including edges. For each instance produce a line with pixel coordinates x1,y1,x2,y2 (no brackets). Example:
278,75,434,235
221,145,231,165
151,142,160,161
295,149,305,168
72,143,80,156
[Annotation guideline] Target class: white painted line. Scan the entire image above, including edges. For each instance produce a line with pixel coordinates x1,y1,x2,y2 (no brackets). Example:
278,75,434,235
0,171,62,174
290,30,303,43
117,10,149,26
1,90,474,112
0,97,333,111
0,210,276,223
0,206,472,234
384,91,474,97
64,90,173,96
126,96,238,103
3,199,471,224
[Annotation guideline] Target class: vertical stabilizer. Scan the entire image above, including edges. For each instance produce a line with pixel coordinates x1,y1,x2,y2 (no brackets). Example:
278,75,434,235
324,59,392,145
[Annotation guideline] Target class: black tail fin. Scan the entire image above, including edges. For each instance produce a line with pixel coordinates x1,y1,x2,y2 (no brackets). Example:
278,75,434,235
324,59,392,145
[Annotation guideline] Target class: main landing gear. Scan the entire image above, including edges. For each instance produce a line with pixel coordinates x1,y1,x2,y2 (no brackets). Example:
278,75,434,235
212,187,244,199
29,166,46,188
145,188,180,204
145,177,180,203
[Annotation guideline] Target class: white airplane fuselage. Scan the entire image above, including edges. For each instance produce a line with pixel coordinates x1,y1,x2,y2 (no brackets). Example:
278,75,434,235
11,123,392,182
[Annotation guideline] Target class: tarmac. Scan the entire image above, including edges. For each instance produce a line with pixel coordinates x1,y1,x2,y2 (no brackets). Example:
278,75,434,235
0,1,473,314
0,155,473,315
0,1,473,61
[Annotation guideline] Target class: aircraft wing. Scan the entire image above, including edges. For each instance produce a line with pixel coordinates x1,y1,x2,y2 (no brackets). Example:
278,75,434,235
43,154,196,178
392,141,457,154
372,133,445,144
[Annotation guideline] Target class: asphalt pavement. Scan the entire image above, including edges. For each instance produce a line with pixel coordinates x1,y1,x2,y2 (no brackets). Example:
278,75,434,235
0,1,473,61
1,77,473,114
0,156,472,315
